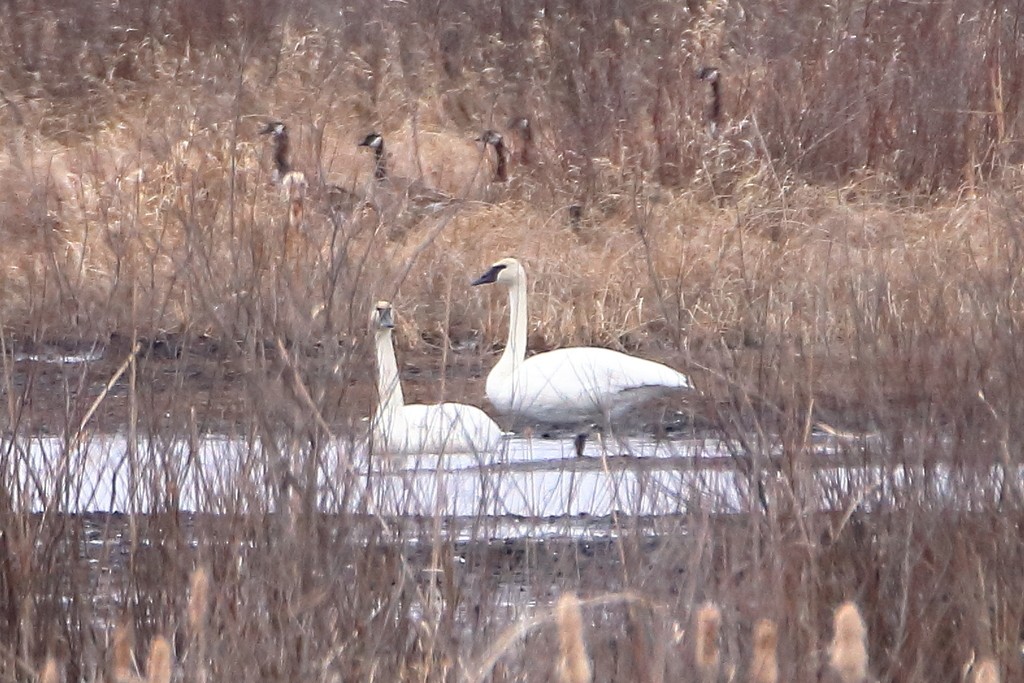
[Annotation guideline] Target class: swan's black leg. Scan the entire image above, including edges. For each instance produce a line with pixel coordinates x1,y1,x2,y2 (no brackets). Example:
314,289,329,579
573,433,587,457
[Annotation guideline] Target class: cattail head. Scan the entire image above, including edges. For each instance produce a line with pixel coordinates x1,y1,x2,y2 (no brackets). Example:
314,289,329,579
38,657,60,683
111,615,136,683
972,658,1000,683
187,566,210,640
749,619,778,683
696,602,722,683
146,635,172,683
555,593,592,683
828,601,869,683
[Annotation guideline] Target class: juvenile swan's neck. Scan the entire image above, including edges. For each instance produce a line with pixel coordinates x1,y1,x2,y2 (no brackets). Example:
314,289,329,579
374,329,405,412
496,273,528,377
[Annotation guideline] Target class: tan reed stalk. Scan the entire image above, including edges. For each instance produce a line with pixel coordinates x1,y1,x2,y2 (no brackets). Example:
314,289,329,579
828,602,868,683
38,657,59,683
749,618,778,683
146,636,172,683
971,658,1000,683
112,616,137,683
695,602,722,683
187,566,210,639
555,593,592,683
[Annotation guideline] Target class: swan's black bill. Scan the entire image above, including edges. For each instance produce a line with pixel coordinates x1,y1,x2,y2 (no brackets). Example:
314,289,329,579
471,264,506,286
376,306,395,328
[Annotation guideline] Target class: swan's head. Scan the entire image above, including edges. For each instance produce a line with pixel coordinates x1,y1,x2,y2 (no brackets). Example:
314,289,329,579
358,132,384,150
370,300,395,331
260,121,287,138
471,258,523,288
476,130,504,147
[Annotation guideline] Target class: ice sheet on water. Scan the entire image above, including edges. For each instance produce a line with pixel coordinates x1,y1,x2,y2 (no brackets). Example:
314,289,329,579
0,433,1008,538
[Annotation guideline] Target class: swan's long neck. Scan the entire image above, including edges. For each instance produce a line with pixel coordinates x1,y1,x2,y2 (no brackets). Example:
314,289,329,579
496,274,528,377
374,329,405,412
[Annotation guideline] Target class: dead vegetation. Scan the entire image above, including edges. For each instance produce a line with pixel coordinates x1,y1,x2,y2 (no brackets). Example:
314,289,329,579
0,1,1023,681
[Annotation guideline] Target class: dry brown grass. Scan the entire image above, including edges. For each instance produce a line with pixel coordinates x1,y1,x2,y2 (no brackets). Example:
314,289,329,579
1,2,1024,683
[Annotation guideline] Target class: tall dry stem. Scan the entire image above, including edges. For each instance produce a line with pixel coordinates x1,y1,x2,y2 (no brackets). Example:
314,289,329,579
828,602,869,683
696,602,722,683
749,618,778,683
555,593,592,683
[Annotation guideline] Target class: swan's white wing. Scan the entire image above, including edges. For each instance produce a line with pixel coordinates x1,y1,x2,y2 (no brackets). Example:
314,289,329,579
498,347,691,423
375,403,503,455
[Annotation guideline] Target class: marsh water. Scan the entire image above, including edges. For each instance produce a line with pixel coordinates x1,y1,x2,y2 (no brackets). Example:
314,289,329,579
1,341,1004,538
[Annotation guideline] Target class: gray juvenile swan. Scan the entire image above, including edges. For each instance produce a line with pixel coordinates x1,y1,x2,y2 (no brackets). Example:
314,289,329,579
371,301,504,455
472,258,693,455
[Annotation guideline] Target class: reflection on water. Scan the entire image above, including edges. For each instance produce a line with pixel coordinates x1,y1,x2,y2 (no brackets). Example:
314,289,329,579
1,432,1005,539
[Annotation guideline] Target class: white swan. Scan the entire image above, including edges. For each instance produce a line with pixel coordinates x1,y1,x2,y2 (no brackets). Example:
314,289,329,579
370,301,504,455
471,258,693,453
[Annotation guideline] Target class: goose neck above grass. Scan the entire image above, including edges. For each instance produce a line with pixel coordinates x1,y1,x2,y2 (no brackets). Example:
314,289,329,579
261,121,292,176
477,130,508,182
358,132,387,180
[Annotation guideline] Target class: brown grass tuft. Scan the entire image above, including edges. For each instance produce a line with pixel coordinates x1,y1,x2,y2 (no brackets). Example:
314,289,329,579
829,602,869,683
145,636,172,683
696,602,722,683
971,658,1000,683
749,618,778,683
555,593,592,683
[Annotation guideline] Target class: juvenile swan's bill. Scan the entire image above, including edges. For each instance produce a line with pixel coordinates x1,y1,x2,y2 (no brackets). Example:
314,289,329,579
371,301,504,455
471,258,693,455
